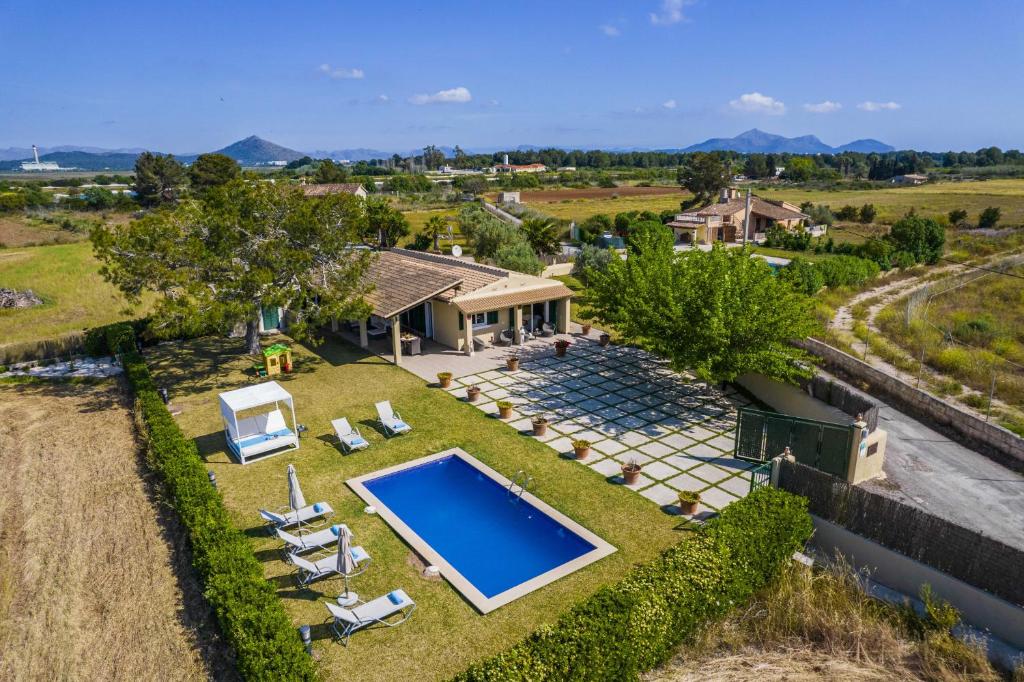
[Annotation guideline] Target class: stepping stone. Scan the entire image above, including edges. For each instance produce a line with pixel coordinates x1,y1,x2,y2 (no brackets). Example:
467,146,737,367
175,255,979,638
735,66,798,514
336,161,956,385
620,473,654,491
509,417,533,432
591,438,628,456
661,433,696,450
485,387,510,400
700,486,739,510
547,437,574,454
613,450,652,466
664,454,705,471
680,424,716,441
711,456,754,472
614,416,648,430
664,472,706,493
589,458,622,477
638,441,673,458
574,429,605,442
641,460,679,481
718,473,753,497
596,406,626,420
554,420,586,435
707,434,735,452
617,430,650,447
686,443,722,459
640,483,680,507
690,463,732,484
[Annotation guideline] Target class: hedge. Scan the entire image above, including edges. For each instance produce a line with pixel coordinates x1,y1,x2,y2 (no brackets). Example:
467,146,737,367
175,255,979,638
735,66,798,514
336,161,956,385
112,332,317,680
452,487,813,681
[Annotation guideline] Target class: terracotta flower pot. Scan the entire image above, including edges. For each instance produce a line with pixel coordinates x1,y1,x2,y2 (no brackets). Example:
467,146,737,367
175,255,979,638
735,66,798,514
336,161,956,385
466,386,481,402
573,445,591,460
599,334,611,347
532,419,548,437
507,356,520,371
438,374,452,388
679,500,699,515
581,323,592,336
498,404,513,419
621,463,642,485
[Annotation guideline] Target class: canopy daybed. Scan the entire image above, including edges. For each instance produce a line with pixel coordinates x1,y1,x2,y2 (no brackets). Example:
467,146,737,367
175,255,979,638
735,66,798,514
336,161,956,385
218,381,299,464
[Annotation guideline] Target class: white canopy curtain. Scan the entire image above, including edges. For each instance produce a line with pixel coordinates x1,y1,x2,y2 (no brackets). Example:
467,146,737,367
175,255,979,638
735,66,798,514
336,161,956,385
218,381,299,464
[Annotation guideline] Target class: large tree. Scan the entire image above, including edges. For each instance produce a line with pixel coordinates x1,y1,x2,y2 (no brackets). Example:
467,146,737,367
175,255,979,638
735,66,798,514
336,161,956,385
188,153,240,193
92,179,374,354
363,197,410,247
133,152,185,206
313,159,349,184
676,152,731,205
887,213,945,264
423,214,448,252
585,225,817,385
520,217,561,256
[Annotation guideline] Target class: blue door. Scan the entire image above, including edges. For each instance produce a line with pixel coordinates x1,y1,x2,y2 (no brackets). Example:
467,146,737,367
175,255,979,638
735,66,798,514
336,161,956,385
261,306,280,331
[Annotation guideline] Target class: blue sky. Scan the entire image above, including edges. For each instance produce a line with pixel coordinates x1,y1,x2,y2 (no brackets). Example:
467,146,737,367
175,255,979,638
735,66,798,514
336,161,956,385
2,1,1022,153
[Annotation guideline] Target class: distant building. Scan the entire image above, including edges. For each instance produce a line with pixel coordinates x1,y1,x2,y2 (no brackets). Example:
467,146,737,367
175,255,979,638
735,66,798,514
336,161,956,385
667,188,808,244
300,183,368,198
493,163,547,174
557,166,577,172
890,173,928,185
21,145,61,172
497,191,520,204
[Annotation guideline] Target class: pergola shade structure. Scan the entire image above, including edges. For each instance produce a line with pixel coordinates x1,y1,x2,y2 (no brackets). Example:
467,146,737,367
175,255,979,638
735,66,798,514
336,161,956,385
218,381,299,464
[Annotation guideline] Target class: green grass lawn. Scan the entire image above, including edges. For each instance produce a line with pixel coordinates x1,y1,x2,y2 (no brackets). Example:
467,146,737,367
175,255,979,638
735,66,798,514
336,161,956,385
0,240,145,350
525,193,690,223
400,208,472,254
147,334,681,681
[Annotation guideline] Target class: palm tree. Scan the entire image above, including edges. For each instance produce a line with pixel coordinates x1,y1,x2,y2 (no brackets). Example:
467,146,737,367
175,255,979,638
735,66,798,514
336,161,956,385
423,215,448,252
520,218,560,256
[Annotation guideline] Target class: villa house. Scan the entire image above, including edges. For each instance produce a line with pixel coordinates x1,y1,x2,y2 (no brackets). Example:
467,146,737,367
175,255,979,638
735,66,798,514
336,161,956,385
667,188,808,244
301,183,368,198
347,249,573,365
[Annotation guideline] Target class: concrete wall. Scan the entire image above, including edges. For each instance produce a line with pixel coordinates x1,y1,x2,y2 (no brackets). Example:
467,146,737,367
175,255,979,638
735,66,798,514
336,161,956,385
480,201,522,226
737,373,852,425
810,516,1024,650
541,262,574,277
430,300,464,350
798,338,1024,471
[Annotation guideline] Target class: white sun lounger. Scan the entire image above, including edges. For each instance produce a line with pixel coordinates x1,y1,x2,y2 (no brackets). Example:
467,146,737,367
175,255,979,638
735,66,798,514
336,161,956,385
332,418,369,453
259,502,334,531
324,589,416,645
276,524,352,557
291,547,371,587
375,401,411,437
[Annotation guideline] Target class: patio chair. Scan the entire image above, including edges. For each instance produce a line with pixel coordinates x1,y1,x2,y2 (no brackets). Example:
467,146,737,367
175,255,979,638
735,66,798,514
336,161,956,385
259,501,334,532
497,329,514,346
541,322,555,337
276,524,352,558
366,320,388,339
291,546,372,587
332,418,369,453
375,401,411,436
324,589,416,645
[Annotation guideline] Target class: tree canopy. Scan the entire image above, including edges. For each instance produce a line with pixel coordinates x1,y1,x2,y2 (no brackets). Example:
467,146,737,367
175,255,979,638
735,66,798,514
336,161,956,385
520,217,561,256
676,152,731,205
585,227,817,385
363,197,410,247
188,153,241,192
887,213,945,264
91,179,373,354
133,152,185,206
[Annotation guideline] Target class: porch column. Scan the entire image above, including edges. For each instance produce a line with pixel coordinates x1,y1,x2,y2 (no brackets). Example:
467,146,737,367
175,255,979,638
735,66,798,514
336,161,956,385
464,316,474,356
358,319,368,348
513,306,523,344
390,315,402,366
556,298,570,334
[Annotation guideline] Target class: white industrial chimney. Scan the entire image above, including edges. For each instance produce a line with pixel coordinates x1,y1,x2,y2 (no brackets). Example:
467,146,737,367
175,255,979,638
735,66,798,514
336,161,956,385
32,145,40,164
503,153,509,165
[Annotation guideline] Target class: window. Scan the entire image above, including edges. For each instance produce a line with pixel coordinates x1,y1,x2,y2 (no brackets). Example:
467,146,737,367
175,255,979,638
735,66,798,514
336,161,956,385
470,311,499,327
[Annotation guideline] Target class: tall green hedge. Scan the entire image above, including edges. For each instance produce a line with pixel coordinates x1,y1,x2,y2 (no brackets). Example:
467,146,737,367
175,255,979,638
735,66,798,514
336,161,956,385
117,339,316,680
452,487,813,681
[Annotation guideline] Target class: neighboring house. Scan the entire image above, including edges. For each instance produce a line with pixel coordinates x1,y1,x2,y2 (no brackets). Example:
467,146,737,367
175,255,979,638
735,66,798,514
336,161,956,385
667,188,808,244
300,182,368,198
890,173,928,185
497,191,520,204
351,248,573,364
493,163,547,174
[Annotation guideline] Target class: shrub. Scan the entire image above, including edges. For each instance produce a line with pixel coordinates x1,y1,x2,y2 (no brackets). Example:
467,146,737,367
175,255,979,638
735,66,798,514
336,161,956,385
571,245,615,285
114,337,315,680
978,206,1001,229
778,258,824,295
815,255,880,289
453,487,813,681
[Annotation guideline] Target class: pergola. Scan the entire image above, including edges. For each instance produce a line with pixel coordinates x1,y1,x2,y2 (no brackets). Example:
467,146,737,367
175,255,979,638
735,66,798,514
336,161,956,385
218,381,299,464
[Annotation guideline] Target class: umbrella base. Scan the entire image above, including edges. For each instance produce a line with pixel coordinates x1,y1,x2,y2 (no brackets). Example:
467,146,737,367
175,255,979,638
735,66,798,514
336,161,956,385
337,591,359,607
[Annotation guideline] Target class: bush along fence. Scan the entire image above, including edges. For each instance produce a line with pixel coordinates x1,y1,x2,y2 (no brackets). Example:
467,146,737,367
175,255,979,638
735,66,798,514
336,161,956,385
451,487,813,682
99,322,317,681
777,458,1024,607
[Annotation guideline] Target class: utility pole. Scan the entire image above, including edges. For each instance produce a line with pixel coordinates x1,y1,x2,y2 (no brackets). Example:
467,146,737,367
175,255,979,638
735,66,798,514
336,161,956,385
742,188,751,247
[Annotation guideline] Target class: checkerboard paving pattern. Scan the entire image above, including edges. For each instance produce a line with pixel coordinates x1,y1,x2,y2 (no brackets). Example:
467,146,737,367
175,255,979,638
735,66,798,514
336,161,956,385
447,340,759,516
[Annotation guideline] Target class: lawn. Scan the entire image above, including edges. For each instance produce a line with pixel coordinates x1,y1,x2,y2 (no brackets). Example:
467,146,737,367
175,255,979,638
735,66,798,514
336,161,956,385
0,240,145,350
147,334,681,681
400,208,471,254
523,192,692,223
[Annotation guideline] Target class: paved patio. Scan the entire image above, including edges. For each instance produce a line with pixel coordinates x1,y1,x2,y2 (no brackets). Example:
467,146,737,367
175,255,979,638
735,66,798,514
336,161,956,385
441,337,759,517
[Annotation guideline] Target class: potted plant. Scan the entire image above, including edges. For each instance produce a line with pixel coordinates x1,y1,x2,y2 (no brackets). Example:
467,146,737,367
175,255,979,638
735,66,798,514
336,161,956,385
572,439,591,460
621,458,642,485
581,323,592,336
437,371,453,389
532,416,549,436
506,355,520,371
466,385,481,402
496,400,514,419
554,339,571,357
678,490,701,515
599,333,611,347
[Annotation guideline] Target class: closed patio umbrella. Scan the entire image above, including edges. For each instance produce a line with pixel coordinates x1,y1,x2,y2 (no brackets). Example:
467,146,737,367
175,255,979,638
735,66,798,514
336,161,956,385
336,525,357,604
287,464,306,531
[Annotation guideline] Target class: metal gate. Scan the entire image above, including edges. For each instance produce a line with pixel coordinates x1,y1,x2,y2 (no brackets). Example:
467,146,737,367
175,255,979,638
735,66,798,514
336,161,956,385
734,407,852,478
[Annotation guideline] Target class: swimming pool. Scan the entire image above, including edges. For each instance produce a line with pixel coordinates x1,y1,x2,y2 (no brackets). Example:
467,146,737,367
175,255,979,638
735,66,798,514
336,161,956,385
347,449,616,613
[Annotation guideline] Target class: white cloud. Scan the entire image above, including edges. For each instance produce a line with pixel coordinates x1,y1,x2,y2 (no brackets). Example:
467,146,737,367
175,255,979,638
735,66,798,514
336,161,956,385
662,99,677,109
650,0,691,25
729,92,786,115
409,86,472,105
803,100,842,113
317,63,364,80
599,24,621,37
857,100,901,112
373,94,390,104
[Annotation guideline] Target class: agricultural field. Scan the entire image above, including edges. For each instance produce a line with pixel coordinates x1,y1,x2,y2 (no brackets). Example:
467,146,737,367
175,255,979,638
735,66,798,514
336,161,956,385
0,240,144,350
756,178,1024,225
0,380,226,680
520,188,692,223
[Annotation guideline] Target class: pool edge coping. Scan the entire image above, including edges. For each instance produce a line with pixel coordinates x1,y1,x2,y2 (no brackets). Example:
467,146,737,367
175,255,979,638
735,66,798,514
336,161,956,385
346,447,617,614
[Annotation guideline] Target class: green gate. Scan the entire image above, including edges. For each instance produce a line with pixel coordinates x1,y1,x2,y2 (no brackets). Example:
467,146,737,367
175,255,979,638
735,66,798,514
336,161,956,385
734,407,852,478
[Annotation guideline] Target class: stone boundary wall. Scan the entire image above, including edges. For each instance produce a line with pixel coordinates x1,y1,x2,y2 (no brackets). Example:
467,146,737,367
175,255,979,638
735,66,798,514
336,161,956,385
777,459,1024,607
480,200,523,226
798,337,1024,472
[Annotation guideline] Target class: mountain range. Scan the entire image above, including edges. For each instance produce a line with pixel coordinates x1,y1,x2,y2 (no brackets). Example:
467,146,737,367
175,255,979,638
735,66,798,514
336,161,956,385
680,129,894,154
0,131,896,170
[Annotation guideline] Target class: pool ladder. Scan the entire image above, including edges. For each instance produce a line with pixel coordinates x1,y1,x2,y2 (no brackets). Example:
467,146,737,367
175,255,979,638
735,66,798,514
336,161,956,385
508,470,534,501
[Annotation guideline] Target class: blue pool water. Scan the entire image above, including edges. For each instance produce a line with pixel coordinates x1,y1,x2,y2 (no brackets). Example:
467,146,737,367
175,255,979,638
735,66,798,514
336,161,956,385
363,455,596,598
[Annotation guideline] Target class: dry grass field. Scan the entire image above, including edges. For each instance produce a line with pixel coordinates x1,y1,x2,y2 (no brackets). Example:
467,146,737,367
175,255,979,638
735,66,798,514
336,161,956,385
0,380,228,681
0,215,83,247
